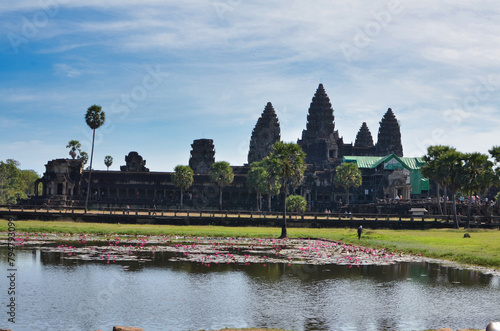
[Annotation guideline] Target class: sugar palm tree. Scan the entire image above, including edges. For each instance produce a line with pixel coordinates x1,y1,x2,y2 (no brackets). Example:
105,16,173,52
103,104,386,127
209,161,234,210
265,142,306,238
104,155,113,171
66,140,81,159
172,165,194,209
78,151,88,166
84,105,105,211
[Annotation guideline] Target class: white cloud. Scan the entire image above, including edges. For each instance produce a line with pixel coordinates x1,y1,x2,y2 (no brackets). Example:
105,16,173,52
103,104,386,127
1,0,500,172
54,63,81,77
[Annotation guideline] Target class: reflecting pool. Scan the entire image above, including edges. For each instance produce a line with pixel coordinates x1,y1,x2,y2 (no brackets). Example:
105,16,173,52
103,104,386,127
1,247,499,331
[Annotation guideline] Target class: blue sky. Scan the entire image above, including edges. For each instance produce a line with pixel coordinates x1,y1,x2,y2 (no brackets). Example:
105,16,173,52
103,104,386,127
1,0,499,175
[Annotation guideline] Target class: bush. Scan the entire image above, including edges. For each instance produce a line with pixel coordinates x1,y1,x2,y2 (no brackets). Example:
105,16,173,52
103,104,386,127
286,195,307,213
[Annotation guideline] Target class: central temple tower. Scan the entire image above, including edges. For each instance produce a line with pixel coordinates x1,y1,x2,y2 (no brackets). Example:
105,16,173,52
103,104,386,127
298,84,342,166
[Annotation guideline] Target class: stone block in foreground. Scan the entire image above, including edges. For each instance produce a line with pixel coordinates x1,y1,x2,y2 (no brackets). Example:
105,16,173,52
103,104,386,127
113,326,144,331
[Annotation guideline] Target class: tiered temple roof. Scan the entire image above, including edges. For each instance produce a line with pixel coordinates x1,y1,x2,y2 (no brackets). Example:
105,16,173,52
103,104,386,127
120,151,149,172
376,108,403,157
189,139,215,174
247,102,281,164
298,84,342,166
354,122,374,148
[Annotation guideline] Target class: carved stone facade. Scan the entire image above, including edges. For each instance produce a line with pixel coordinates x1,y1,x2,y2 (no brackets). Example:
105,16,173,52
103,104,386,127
248,102,281,164
298,84,343,167
189,139,215,174
120,152,149,172
41,159,84,196
376,108,403,157
33,159,84,206
355,122,374,148
31,84,417,211
351,122,377,156
384,168,412,200
297,84,405,168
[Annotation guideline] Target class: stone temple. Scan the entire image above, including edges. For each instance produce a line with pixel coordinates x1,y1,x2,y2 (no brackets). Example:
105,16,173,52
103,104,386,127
31,83,427,212
247,102,281,164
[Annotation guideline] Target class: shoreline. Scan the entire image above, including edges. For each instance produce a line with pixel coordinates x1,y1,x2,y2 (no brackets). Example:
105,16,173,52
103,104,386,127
1,231,497,331
1,231,499,276
1,219,499,273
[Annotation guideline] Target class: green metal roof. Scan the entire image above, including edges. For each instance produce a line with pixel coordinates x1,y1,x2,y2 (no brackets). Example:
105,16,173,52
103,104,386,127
342,156,386,169
399,156,426,170
342,154,424,170
342,154,429,195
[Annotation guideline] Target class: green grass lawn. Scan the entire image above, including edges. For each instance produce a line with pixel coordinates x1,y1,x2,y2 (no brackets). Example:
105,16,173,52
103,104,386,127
1,219,499,269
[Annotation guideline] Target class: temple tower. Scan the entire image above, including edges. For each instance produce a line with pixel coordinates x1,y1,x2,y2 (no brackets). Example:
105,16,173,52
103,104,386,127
298,83,341,166
376,108,403,156
247,102,281,164
189,139,215,174
120,151,149,172
354,122,374,148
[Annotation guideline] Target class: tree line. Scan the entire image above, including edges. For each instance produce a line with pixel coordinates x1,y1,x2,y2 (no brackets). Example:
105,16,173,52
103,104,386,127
422,145,500,229
0,159,40,205
172,141,361,238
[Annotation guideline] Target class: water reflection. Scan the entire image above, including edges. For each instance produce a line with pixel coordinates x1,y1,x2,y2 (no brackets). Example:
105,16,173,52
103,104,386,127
0,247,498,331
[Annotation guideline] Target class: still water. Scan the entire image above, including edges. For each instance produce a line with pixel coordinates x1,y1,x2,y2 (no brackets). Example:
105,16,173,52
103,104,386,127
1,247,499,331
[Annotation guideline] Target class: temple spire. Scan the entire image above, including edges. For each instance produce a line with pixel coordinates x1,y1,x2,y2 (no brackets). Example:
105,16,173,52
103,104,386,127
298,83,341,166
189,139,215,173
354,122,374,148
247,102,281,164
302,83,336,139
376,108,403,156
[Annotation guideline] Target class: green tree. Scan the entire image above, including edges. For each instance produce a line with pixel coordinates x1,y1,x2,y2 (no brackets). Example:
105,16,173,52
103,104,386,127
265,178,281,212
84,105,106,210
18,169,40,198
172,165,194,209
422,145,454,215
78,151,89,166
209,161,234,210
247,160,281,212
0,159,21,204
333,162,362,206
489,146,500,186
461,152,495,228
286,195,307,216
439,149,465,229
266,142,306,238
0,160,39,204
247,164,267,211
256,159,282,212
104,155,113,171
66,140,81,159
490,146,500,162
